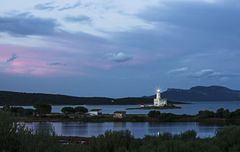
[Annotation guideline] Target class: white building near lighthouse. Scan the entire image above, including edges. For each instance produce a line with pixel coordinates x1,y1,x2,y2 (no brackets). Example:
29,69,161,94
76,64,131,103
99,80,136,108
153,89,167,107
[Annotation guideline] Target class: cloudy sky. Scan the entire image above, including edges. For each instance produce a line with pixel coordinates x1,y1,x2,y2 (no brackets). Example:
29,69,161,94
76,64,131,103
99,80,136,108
0,0,240,97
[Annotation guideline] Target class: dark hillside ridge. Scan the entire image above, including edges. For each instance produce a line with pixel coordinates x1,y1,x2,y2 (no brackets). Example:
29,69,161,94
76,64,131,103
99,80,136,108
0,91,153,106
147,86,240,101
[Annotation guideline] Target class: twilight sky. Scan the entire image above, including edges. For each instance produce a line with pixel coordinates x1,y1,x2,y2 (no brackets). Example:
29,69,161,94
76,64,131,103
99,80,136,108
0,0,240,97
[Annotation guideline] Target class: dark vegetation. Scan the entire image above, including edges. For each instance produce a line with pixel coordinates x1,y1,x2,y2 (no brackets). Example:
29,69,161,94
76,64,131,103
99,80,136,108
0,112,59,152
1,112,240,152
147,111,193,122
1,104,53,117
148,108,240,122
197,108,240,119
34,103,52,114
61,106,88,114
0,104,88,119
1,105,35,117
2,85,239,106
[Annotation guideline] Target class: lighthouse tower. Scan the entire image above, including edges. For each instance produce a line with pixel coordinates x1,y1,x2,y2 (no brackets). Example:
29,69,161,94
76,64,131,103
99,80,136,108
153,88,167,107
156,89,161,99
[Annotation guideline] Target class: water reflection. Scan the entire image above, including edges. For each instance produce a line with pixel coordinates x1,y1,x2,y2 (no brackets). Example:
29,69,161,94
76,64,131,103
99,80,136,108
198,125,223,137
60,122,88,136
126,122,148,137
113,122,127,129
25,122,224,138
33,122,54,133
148,122,198,136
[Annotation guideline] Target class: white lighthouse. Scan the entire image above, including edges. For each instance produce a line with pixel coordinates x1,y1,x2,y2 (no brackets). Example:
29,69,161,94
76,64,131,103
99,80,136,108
153,88,167,107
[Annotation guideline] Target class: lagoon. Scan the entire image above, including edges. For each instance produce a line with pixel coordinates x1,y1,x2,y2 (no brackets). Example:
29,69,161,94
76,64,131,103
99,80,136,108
7,101,240,138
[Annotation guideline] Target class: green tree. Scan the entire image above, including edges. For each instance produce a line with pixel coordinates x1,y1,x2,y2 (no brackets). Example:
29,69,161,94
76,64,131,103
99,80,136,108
232,109,240,118
61,107,75,114
197,110,215,119
215,108,230,118
34,103,52,115
2,105,11,112
23,109,35,116
74,106,88,114
10,107,25,116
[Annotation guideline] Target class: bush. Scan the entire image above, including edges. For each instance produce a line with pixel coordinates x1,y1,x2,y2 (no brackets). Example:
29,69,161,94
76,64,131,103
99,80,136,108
10,107,25,115
231,109,240,118
179,130,197,141
197,110,215,119
215,108,230,118
88,130,136,152
34,103,52,115
74,106,88,114
61,107,75,114
0,112,61,152
23,108,35,116
215,127,240,152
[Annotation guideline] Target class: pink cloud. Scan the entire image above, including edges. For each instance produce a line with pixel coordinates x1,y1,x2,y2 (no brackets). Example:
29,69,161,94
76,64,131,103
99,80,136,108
0,44,92,77
0,44,153,77
0,45,68,76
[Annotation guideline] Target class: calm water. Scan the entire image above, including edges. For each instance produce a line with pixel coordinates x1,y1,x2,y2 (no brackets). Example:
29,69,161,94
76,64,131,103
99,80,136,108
18,101,240,115
24,122,224,138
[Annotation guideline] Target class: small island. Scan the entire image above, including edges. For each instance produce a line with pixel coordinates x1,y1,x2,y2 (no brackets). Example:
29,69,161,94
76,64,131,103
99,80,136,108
127,88,181,110
126,104,181,110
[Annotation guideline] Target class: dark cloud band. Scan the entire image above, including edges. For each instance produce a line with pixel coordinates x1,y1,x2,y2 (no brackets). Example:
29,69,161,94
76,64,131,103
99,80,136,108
0,13,58,36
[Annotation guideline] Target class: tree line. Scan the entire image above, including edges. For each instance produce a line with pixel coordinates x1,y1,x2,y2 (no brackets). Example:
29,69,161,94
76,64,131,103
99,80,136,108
0,104,89,116
197,108,240,119
148,108,240,120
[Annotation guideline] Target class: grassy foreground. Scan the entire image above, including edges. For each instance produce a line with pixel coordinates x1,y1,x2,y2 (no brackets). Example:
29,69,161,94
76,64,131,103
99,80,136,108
1,112,240,152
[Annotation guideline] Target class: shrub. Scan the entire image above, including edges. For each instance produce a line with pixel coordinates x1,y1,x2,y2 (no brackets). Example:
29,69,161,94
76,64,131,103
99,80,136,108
74,106,88,114
34,103,52,114
0,112,61,152
197,110,215,119
215,108,230,118
61,107,75,114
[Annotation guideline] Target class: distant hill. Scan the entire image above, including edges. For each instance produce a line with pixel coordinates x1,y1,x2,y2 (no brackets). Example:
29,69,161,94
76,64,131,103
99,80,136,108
0,86,239,106
147,86,240,101
0,91,153,106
